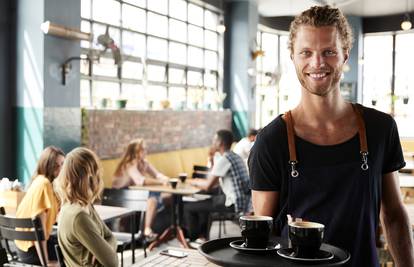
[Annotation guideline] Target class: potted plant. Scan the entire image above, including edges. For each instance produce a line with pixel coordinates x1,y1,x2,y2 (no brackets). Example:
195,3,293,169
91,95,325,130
115,99,128,109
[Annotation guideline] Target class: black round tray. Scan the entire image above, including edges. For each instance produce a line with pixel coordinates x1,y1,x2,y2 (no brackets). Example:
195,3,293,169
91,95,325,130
198,236,350,267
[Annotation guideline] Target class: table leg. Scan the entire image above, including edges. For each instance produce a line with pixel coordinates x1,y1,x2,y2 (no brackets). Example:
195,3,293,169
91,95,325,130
148,226,174,250
130,212,135,263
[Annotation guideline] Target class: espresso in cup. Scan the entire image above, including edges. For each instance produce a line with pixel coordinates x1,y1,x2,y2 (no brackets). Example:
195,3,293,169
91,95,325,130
288,221,324,258
169,178,179,189
178,173,187,183
239,215,273,248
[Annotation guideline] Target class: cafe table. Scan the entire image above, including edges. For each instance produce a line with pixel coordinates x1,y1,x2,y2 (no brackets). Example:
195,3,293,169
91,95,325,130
129,183,200,249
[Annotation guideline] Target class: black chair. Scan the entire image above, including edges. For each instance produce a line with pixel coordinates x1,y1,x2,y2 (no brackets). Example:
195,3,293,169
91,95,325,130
101,188,149,267
0,207,47,267
54,244,65,267
192,165,209,179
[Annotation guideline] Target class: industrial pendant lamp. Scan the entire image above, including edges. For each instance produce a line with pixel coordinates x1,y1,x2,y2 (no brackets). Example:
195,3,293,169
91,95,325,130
401,0,412,30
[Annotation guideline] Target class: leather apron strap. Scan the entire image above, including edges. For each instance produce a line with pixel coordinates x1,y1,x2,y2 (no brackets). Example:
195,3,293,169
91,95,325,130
285,103,369,177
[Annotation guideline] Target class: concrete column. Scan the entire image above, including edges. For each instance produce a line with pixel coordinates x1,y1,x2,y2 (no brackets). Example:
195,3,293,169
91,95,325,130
15,0,81,183
223,0,258,140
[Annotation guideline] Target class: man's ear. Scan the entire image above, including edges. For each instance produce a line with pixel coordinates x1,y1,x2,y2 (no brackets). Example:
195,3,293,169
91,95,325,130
343,50,349,63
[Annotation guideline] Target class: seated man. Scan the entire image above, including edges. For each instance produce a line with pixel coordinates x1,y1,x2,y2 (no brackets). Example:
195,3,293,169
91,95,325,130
184,129,251,242
233,128,258,164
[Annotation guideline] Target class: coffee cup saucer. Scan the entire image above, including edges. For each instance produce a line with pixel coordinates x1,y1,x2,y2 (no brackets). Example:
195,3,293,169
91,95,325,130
277,247,334,262
229,239,281,254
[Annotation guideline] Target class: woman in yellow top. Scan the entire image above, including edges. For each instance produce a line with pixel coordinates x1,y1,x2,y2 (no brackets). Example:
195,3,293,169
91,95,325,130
55,147,118,267
16,146,65,266
112,138,170,240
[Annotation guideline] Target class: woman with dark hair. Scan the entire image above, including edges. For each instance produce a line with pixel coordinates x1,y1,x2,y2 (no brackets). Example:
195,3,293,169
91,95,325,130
15,146,65,266
55,147,118,267
112,138,170,240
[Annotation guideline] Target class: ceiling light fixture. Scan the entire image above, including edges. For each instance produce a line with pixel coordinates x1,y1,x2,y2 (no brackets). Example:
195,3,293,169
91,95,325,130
401,0,412,30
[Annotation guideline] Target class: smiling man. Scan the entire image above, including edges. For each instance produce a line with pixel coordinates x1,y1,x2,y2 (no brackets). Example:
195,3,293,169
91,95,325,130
248,5,413,267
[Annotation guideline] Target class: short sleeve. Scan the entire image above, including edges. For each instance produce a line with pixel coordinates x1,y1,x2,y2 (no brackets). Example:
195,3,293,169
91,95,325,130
248,131,281,191
211,156,231,177
382,118,406,174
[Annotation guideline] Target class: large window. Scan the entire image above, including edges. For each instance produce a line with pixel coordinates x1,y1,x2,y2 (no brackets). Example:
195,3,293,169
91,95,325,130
363,33,414,137
255,28,300,128
81,0,223,110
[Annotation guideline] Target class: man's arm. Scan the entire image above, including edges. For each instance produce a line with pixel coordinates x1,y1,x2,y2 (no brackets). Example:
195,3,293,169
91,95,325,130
381,171,414,266
252,190,279,216
190,175,220,191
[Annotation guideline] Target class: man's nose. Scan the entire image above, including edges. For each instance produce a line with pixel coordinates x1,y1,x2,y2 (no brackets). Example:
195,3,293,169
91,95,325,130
309,53,325,68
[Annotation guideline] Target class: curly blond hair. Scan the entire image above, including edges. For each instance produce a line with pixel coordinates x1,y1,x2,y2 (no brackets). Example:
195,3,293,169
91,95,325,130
55,147,103,206
288,5,353,54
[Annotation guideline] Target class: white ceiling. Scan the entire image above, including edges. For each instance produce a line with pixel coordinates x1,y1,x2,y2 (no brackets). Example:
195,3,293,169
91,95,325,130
257,0,414,17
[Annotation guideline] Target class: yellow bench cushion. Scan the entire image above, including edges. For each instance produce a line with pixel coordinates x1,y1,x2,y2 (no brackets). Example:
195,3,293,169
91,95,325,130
401,139,414,152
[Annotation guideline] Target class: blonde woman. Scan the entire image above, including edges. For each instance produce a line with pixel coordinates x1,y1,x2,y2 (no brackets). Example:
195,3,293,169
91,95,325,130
55,147,118,267
112,138,170,240
16,146,64,266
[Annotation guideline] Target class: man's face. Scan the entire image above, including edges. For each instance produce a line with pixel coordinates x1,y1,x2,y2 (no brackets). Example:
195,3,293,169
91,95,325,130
212,134,221,151
291,26,348,97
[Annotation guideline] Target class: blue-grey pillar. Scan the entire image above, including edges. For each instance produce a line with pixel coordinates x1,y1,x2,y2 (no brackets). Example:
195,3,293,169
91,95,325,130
43,0,81,152
343,16,363,103
223,0,258,140
15,0,81,183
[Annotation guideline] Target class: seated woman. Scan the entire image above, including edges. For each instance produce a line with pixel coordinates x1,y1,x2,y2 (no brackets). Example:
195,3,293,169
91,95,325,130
55,147,118,267
16,146,65,266
112,138,170,240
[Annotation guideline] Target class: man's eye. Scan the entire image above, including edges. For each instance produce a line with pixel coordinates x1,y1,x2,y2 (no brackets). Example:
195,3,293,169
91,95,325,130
324,50,336,56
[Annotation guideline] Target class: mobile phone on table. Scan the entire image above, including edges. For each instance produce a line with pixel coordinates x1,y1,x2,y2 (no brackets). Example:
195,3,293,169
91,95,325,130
160,249,188,258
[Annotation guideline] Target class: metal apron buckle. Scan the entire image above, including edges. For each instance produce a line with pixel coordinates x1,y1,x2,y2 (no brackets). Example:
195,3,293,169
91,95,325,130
289,161,299,177
360,151,369,170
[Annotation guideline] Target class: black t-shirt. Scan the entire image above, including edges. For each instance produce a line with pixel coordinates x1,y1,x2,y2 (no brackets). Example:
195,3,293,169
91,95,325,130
249,105,405,192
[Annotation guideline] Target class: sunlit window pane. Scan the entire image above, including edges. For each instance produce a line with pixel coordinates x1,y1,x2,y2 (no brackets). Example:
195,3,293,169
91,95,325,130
169,87,187,110
205,51,218,70
81,0,91,19
92,24,120,50
188,47,203,68
122,31,146,58
187,87,204,109
148,0,168,15
261,32,278,72
122,4,146,32
146,86,167,110
169,0,187,21
169,19,187,42
92,81,120,106
93,57,118,77
124,0,145,8
92,0,120,26
121,83,146,109
188,71,203,86
122,61,143,80
362,35,393,113
204,71,217,88
169,42,187,65
204,10,218,31
205,30,218,50
81,20,91,48
169,68,186,84
147,12,168,38
147,65,166,82
188,25,204,47
80,80,91,107
147,37,167,61
394,33,414,137
188,4,203,26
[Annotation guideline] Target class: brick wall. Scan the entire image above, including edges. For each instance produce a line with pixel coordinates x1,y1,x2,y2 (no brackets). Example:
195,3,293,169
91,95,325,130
82,109,232,159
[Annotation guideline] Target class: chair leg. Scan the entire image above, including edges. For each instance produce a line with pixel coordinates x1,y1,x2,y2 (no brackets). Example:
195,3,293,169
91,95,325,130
120,250,123,267
218,219,222,238
223,220,227,235
143,239,147,258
